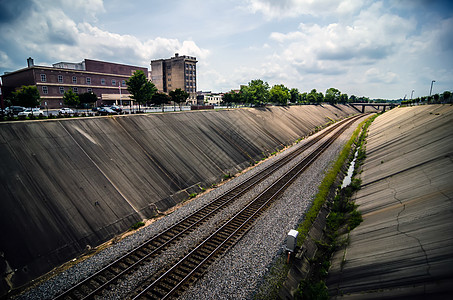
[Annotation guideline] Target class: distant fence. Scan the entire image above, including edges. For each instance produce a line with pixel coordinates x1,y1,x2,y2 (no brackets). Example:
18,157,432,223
191,105,214,110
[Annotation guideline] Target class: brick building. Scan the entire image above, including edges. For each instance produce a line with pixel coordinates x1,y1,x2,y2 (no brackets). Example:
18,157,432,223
150,53,198,104
1,58,148,108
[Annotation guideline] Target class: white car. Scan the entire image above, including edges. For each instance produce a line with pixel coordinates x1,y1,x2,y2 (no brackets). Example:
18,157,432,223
18,108,44,116
59,108,74,114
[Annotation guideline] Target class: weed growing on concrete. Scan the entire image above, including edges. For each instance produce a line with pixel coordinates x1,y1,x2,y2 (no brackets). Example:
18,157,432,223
223,173,233,180
130,221,145,230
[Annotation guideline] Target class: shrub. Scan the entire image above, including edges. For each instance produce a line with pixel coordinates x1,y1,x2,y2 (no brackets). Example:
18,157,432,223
131,221,145,230
296,280,329,300
348,210,363,230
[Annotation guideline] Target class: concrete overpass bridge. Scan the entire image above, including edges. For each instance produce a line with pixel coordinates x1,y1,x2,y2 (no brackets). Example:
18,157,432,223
350,103,396,113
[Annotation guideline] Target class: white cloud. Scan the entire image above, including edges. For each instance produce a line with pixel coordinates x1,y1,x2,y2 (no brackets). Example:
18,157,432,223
365,68,398,84
256,1,423,97
0,0,208,71
245,0,366,19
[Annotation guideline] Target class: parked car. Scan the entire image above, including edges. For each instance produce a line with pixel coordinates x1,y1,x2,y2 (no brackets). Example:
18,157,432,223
110,105,123,113
59,108,74,114
5,106,25,116
18,108,44,116
92,107,100,112
97,107,118,115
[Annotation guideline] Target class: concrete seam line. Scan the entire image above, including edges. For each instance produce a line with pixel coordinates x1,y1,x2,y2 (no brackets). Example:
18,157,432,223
111,117,183,190
58,121,145,219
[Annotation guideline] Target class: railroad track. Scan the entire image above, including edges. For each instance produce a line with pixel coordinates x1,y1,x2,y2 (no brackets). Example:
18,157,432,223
130,114,360,299
52,114,363,300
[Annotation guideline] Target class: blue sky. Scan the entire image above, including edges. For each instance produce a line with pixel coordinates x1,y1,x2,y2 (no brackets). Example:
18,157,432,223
1,0,452,99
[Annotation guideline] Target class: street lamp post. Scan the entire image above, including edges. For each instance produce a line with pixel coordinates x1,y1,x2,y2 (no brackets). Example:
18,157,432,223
119,82,122,106
430,80,436,96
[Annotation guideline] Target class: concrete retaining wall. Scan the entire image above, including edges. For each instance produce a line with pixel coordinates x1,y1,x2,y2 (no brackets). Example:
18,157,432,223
327,105,453,299
0,104,364,292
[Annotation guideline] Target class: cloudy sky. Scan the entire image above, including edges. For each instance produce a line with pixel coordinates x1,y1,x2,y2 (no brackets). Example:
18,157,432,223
1,0,452,99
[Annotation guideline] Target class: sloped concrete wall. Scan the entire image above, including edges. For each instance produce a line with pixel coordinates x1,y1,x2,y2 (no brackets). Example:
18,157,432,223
327,105,453,298
0,104,362,291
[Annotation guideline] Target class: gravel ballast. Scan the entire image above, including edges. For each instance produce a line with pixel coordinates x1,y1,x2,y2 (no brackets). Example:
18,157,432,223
14,116,366,300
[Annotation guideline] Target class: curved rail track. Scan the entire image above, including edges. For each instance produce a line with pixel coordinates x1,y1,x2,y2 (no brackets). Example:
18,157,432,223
53,114,364,300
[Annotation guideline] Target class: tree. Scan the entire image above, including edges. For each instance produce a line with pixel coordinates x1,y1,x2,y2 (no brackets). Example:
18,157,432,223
63,89,80,108
169,88,189,110
126,70,157,112
307,89,318,104
152,92,171,112
339,93,348,103
433,93,440,103
301,92,307,103
325,88,341,104
241,79,270,106
317,91,324,103
269,84,290,105
222,91,235,107
290,88,301,103
11,85,41,108
79,92,98,110
442,91,451,102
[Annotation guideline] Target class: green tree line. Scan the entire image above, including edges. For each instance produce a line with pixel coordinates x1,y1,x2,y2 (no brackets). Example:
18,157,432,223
222,79,373,106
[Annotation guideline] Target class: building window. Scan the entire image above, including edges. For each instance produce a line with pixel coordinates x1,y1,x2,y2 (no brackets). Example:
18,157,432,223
58,75,63,83
73,87,78,94
86,77,91,84
87,88,92,93
112,79,116,86
41,74,46,82
59,87,65,94
122,80,126,86
72,76,77,84
101,78,106,85
42,86,48,94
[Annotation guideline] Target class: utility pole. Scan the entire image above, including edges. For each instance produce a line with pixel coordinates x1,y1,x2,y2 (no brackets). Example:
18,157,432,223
430,80,436,96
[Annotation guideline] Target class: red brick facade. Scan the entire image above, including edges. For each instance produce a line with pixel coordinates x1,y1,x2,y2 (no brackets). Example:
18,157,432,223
1,59,148,108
